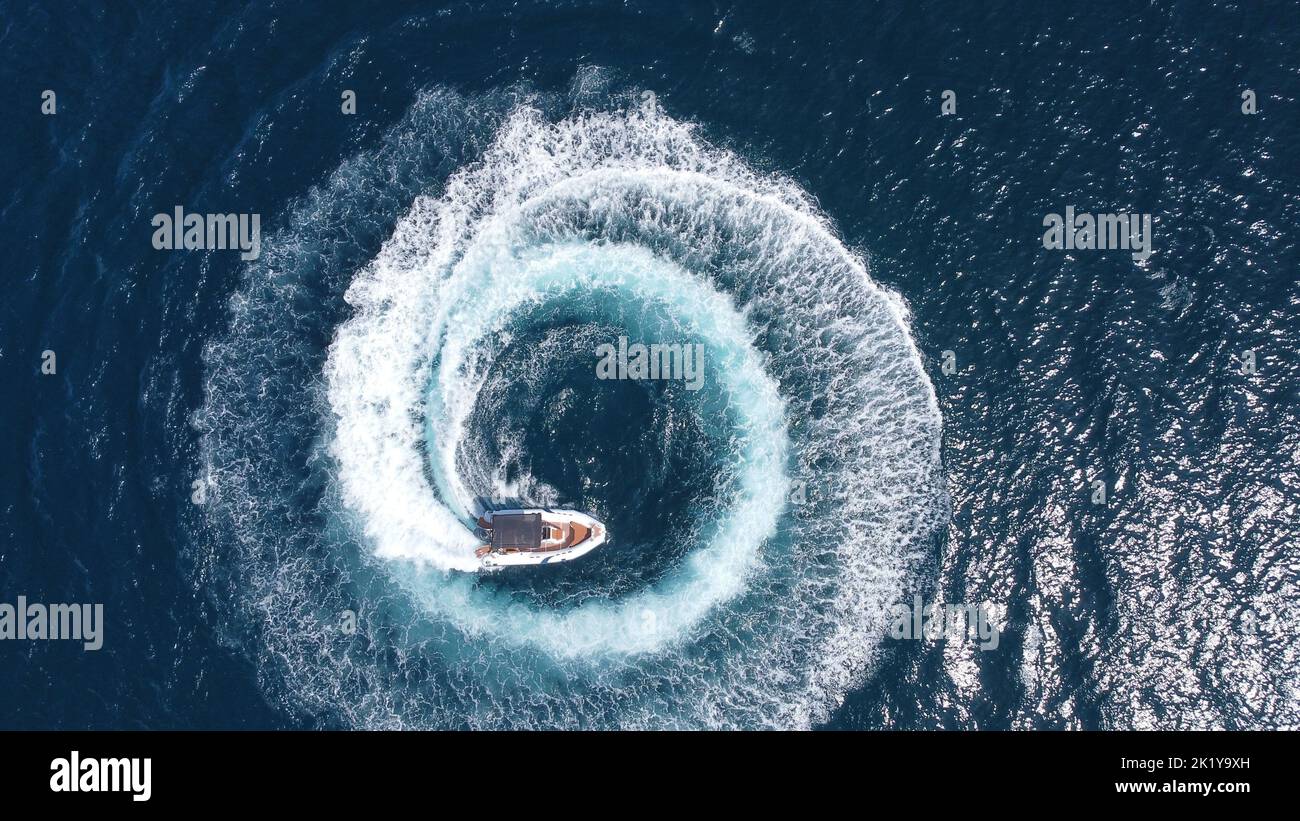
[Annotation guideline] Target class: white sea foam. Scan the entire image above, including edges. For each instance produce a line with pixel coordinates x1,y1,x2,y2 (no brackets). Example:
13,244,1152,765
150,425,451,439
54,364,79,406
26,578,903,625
198,87,946,728
330,239,789,654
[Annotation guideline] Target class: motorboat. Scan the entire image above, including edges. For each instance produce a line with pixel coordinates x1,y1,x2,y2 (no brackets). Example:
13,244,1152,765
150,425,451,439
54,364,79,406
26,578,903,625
474,509,607,567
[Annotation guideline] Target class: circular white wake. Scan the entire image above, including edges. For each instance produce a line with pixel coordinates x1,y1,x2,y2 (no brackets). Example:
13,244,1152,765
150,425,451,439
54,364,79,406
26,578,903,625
331,236,789,655
196,87,945,728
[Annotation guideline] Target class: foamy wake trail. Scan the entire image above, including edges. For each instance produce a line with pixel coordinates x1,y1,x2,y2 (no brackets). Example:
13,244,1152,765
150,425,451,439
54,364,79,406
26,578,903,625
196,81,946,728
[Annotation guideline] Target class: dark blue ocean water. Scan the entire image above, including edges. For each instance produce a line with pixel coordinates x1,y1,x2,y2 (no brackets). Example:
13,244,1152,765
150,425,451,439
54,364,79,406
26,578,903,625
1,0,1297,729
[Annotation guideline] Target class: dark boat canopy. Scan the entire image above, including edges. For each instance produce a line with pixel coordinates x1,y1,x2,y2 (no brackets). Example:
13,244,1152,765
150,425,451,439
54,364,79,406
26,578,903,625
491,513,542,550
